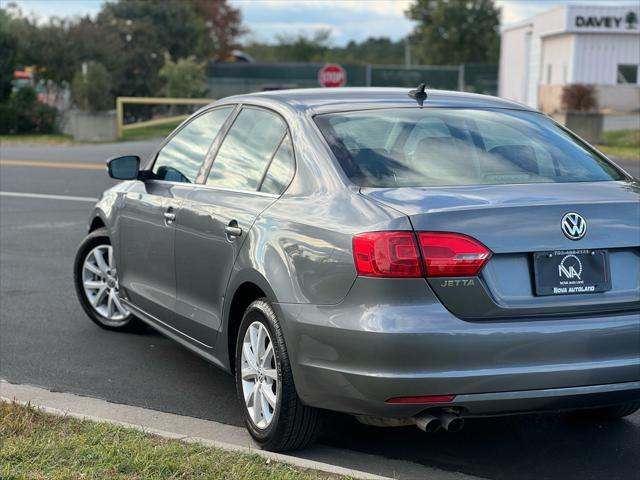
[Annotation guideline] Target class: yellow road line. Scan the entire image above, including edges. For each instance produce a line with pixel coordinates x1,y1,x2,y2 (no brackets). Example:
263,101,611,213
0,160,105,170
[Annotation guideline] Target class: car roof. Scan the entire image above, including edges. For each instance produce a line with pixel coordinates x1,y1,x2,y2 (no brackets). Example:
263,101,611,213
220,87,534,115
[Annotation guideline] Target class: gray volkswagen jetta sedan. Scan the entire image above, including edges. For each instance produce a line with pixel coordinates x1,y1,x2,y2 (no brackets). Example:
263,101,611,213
74,87,640,451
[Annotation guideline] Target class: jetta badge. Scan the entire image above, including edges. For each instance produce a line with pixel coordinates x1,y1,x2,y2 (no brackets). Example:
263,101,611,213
561,212,587,240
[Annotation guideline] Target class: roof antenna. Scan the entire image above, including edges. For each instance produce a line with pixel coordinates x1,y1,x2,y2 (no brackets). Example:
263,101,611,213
408,83,427,107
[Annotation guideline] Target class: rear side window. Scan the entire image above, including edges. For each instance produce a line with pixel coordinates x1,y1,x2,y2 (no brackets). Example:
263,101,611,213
259,133,295,195
153,107,232,183
207,108,287,191
314,108,624,188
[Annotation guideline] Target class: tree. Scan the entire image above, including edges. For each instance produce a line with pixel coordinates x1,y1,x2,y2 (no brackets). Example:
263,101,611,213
1,0,245,100
0,10,17,101
0,4,36,67
23,19,78,86
93,0,245,97
1,7,74,88
159,55,206,98
406,0,500,65
244,33,405,65
98,0,207,60
94,0,204,97
189,0,246,60
245,30,332,63
67,17,126,91
275,30,332,62
72,62,113,112
332,37,405,65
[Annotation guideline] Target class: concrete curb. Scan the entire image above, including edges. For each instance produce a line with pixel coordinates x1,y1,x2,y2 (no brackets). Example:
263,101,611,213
1,381,480,480
0,384,387,480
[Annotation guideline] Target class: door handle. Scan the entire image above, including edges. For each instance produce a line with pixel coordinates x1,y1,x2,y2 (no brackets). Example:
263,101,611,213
164,209,176,223
224,223,242,238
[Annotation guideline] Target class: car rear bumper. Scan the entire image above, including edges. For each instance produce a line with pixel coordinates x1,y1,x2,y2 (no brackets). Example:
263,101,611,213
447,381,640,416
276,277,640,417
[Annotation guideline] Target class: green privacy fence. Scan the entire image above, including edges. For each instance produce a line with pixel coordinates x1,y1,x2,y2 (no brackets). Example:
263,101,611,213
206,63,497,97
370,65,459,89
461,63,499,94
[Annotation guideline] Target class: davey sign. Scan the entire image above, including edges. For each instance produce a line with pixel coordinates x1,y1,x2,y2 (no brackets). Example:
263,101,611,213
568,8,639,33
318,64,346,88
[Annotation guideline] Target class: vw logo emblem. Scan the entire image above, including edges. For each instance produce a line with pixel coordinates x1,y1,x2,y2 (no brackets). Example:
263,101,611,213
561,212,587,240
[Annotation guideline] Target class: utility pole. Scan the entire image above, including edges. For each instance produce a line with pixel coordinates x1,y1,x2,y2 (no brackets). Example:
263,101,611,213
404,37,411,68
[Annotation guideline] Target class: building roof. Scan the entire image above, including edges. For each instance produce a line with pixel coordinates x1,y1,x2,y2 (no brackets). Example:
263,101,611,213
223,87,533,114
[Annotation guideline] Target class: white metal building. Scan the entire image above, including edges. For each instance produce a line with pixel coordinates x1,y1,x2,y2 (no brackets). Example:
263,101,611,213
499,4,640,113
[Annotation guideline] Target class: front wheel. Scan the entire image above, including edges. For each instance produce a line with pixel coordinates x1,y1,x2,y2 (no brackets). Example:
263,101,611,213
235,299,321,451
73,228,141,331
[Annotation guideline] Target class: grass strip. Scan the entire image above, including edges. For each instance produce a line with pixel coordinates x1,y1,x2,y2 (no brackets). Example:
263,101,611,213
122,120,182,141
597,129,639,161
0,401,346,480
0,134,74,145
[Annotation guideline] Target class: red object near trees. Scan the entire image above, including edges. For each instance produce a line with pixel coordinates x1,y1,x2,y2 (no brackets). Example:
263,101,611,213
318,64,346,88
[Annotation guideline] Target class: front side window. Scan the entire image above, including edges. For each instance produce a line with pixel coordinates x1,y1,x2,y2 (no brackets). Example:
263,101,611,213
207,108,287,191
153,107,232,183
314,108,624,188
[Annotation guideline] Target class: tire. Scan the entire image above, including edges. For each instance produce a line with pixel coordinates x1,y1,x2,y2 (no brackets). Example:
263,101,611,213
73,228,142,331
574,402,640,421
235,298,321,451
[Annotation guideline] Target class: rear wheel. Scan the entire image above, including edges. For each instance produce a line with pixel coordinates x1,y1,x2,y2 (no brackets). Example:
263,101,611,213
74,228,141,331
574,402,640,421
235,299,321,451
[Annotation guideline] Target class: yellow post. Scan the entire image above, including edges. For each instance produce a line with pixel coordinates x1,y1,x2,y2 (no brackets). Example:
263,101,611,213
115,96,213,139
116,97,124,140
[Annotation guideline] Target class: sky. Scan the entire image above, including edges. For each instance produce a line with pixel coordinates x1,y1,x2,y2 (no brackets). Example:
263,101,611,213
7,0,638,46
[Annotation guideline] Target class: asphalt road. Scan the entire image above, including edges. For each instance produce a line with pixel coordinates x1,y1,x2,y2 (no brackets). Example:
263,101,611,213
1,141,639,480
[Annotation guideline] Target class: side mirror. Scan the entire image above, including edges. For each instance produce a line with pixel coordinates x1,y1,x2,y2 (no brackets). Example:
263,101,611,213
107,155,140,180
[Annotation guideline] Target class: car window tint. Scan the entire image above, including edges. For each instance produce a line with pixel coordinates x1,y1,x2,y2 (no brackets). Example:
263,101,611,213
207,108,287,191
404,118,451,154
260,133,294,195
314,108,624,188
476,120,558,178
332,116,392,151
153,107,232,183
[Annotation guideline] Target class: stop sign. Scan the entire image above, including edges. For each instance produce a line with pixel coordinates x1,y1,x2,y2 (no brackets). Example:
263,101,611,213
318,64,346,88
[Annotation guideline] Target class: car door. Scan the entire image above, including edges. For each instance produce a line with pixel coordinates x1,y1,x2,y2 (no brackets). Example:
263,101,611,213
117,106,233,322
173,106,295,347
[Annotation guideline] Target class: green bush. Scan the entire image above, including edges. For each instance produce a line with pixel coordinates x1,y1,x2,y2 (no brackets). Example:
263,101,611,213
0,102,18,133
12,86,38,132
0,86,58,134
159,54,206,98
30,102,58,133
72,62,113,112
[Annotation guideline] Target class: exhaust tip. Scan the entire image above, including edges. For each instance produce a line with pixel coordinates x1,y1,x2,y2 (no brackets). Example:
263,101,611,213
413,414,441,433
439,412,465,432
445,417,465,432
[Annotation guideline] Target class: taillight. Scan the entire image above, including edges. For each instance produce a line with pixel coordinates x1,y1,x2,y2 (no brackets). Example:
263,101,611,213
352,232,422,278
417,232,491,277
353,231,491,278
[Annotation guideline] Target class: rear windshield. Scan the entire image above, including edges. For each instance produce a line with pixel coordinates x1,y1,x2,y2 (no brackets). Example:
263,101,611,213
314,108,624,187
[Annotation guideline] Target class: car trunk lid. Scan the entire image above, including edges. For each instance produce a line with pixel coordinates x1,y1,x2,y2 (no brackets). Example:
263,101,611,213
361,180,640,319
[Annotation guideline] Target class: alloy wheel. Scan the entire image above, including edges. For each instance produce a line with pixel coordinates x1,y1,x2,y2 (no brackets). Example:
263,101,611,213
81,245,130,325
241,321,278,429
